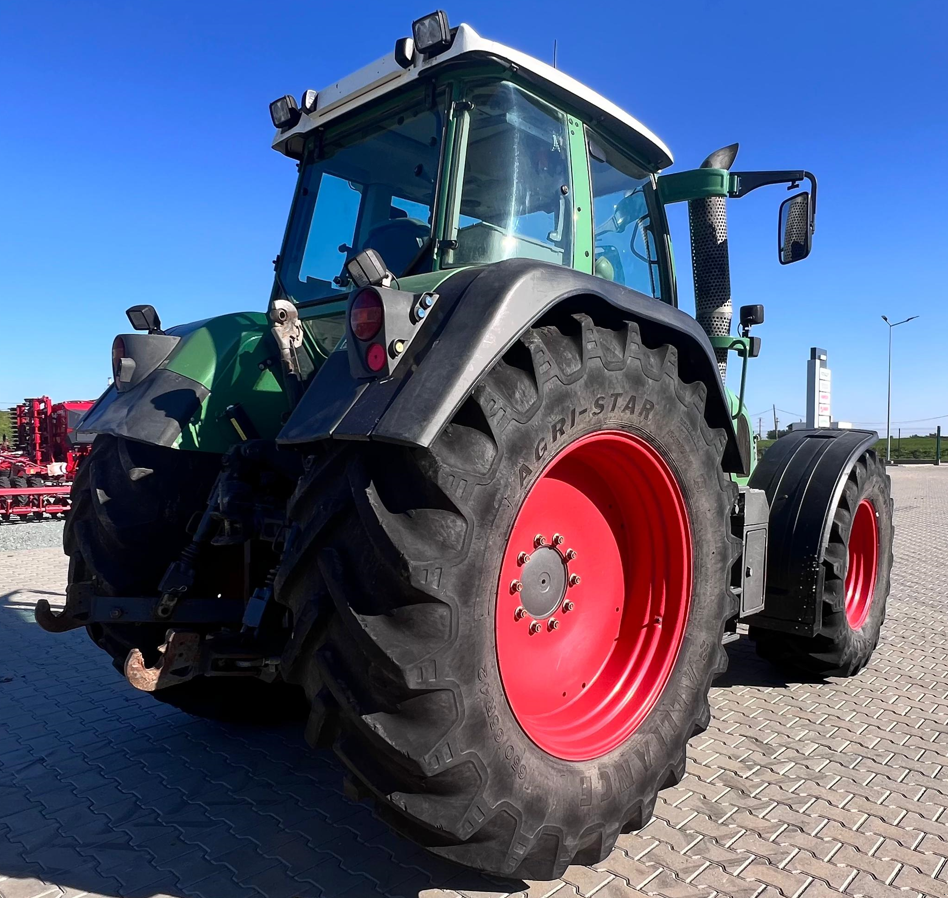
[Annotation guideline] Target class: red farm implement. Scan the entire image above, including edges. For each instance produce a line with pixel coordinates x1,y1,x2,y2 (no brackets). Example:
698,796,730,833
0,396,95,521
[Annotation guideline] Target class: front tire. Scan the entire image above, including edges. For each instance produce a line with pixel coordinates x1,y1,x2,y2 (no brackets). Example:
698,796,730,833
752,450,893,677
276,314,740,878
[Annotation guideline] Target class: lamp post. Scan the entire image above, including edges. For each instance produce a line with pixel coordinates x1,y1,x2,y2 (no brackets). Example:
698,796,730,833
881,315,919,463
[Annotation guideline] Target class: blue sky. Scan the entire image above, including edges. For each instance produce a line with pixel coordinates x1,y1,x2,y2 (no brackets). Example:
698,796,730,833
1,1,946,435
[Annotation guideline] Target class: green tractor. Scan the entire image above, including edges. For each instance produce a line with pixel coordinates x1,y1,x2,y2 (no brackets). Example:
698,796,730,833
38,12,894,879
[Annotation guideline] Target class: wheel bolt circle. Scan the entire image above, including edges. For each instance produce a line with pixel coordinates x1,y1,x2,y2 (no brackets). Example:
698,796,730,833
534,534,546,548
565,548,577,561
517,552,530,565
569,573,581,587
548,618,559,630
510,579,523,593
563,600,574,612
529,621,542,635
553,533,564,546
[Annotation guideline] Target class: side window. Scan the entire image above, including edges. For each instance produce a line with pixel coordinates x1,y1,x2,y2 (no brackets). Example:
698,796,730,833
299,174,362,284
288,95,444,298
587,130,661,298
448,82,572,267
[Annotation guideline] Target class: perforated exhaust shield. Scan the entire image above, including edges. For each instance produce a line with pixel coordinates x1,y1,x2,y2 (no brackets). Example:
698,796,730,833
689,144,738,381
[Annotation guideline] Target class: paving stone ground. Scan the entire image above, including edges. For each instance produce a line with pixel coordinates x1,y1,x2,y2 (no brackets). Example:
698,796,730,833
1,465,946,898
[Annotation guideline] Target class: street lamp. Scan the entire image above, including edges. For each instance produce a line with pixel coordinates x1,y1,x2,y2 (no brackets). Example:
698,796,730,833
881,314,919,463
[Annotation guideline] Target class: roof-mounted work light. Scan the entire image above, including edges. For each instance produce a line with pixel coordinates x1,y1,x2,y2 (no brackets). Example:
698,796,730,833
412,10,452,55
269,94,301,131
300,89,318,114
393,36,415,69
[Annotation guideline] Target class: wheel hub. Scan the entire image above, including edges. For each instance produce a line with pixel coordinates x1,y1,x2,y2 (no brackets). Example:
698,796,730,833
519,547,567,619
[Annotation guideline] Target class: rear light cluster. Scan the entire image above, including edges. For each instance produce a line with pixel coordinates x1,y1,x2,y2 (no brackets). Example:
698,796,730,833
349,288,387,371
346,285,438,379
111,336,126,383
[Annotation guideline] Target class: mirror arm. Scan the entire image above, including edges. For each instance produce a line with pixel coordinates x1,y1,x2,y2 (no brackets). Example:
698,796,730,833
730,170,818,232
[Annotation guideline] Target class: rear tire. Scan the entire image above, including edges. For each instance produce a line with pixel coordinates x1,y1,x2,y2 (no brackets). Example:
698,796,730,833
65,434,306,723
276,314,739,878
752,450,893,677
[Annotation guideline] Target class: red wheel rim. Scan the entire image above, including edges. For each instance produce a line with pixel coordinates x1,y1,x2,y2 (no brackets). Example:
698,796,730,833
496,431,693,761
844,499,879,630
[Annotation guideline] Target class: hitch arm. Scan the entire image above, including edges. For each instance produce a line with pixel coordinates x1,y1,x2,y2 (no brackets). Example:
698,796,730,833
124,629,278,692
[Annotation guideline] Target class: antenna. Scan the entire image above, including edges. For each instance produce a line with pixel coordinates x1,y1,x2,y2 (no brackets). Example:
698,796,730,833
553,39,558,69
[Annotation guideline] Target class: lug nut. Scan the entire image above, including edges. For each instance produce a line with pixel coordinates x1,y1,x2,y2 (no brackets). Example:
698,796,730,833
510,579,523,593
534,534,547,548
568,573,581,587
529,621,542,635
548,618,559,630
562,600,574,612
565,548,577,561
517,552,531,565
553,533,564,546
514,606,527,620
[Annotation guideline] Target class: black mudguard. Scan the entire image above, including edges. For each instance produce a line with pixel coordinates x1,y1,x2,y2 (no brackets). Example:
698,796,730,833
747,427,879,635
278,259,746,474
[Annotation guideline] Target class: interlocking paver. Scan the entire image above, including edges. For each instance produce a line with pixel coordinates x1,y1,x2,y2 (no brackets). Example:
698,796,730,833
2,466,948,898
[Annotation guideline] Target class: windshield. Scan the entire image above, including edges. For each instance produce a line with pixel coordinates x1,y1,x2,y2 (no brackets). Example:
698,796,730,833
276,92,445,304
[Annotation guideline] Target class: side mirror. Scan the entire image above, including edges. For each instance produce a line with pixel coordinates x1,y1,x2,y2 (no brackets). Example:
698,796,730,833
778,192,812,264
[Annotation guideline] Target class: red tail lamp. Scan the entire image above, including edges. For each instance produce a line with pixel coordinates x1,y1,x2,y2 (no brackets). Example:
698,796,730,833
366,343,387,372
349,288,384,341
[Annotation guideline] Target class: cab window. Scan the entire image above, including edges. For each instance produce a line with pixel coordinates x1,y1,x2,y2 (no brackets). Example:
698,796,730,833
587,130,661,298
278,92,445,303
446,82,572,267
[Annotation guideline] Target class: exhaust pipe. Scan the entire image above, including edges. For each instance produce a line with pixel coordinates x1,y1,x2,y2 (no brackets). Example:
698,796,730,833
689,143,739,381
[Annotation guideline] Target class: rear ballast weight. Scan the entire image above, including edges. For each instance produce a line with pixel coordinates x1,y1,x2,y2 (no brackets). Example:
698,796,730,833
45,9,892,882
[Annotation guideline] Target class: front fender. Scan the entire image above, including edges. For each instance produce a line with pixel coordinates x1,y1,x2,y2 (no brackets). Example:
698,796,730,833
278,260,745,474
79,312,291,453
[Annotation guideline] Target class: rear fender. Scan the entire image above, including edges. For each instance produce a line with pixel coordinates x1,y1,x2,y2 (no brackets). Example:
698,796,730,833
747,428,879,635
278,259,746,474
78,312,291,453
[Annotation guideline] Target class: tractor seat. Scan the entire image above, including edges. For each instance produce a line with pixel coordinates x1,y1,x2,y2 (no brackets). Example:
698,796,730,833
361,218,429,276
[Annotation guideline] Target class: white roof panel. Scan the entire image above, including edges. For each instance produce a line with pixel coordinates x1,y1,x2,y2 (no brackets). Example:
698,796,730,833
272,23,673,169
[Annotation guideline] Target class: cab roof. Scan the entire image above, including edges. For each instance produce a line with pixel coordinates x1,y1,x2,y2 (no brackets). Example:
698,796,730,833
272,23,673,171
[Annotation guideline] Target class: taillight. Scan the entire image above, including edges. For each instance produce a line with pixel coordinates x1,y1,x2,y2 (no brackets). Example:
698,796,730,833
349,288,383,341
111,336,126,382
365,343,387,372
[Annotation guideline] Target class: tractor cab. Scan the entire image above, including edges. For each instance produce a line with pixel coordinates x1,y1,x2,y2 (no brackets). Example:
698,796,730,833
275,77,660,299
269,18,682,367
269,13,814,406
